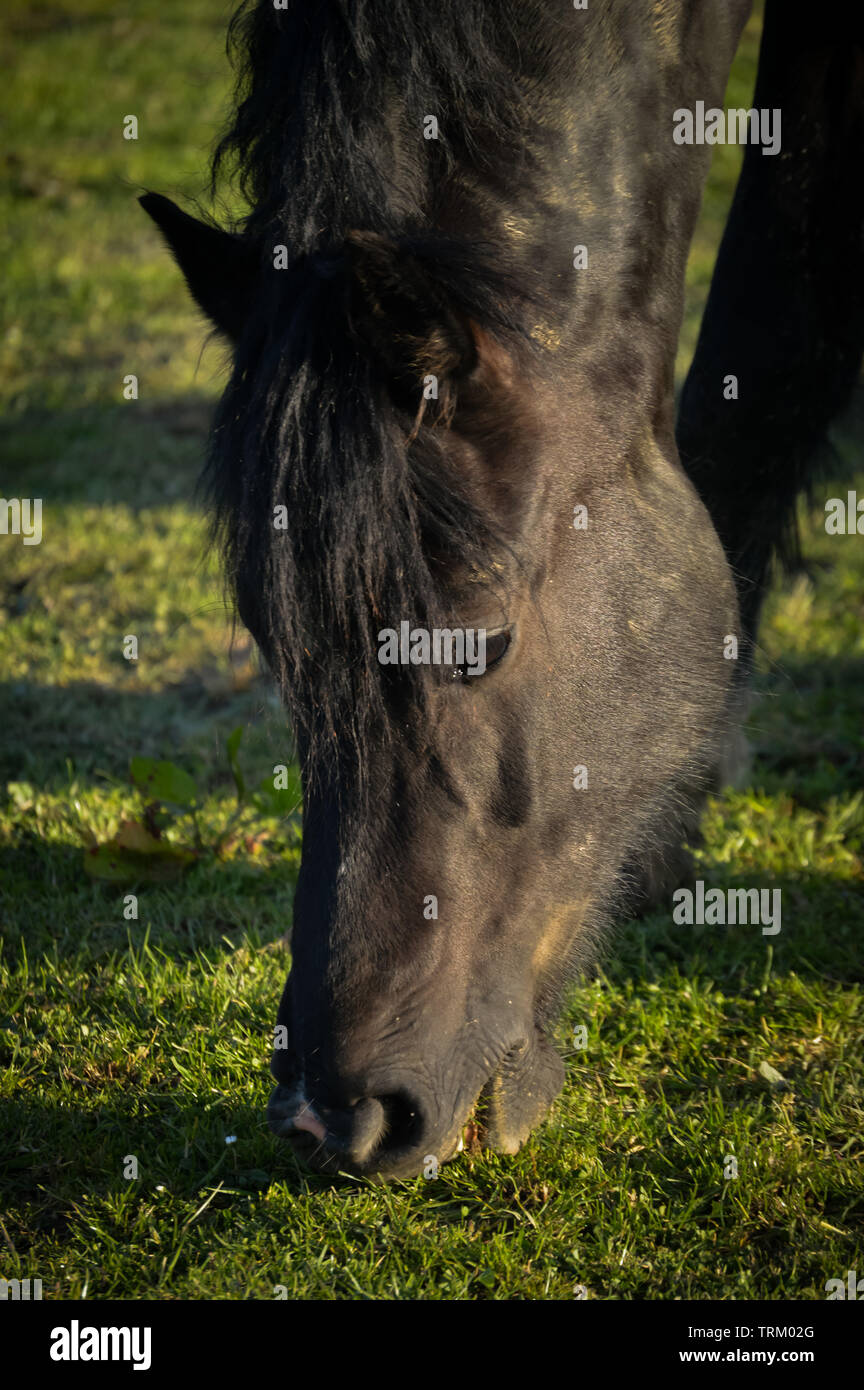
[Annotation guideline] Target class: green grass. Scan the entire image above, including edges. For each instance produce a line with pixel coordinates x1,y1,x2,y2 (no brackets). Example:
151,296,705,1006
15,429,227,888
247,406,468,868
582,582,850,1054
1,1,862,1300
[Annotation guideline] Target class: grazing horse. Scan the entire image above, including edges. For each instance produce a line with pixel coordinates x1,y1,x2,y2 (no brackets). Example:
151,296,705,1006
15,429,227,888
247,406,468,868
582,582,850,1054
142,0,864,1178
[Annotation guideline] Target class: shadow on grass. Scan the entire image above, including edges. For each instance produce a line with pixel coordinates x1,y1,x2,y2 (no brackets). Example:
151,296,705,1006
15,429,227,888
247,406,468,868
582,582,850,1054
0,679,299,963
0,677,282,785
1,1081,400,1232
0,1090,338,1250
612,860,864,988
748,656,864,792
0,396,215,508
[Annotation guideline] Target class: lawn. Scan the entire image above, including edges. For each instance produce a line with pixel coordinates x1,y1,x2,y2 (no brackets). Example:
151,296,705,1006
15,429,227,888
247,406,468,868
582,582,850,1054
1,1,862,1300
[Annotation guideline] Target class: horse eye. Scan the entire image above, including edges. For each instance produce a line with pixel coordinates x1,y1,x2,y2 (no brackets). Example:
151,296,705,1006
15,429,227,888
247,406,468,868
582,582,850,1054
453,627,512,683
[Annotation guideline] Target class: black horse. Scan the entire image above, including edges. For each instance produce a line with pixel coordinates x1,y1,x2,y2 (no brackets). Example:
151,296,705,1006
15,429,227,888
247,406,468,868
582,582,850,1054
142,0,864,1178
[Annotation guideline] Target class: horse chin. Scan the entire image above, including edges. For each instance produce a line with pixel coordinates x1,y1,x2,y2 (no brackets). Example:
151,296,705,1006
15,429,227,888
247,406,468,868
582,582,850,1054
475,1031,565,1155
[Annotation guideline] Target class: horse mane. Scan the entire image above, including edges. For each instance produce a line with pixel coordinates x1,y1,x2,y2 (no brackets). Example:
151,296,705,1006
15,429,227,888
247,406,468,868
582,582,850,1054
204,1,551,784
211,0,542,246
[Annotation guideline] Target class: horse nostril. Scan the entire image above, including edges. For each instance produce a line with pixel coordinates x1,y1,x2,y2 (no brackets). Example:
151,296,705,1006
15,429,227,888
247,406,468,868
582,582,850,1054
378,1091,424,1152
269,1082,429,1171
316,1094,386,1165
321,1090,424,1164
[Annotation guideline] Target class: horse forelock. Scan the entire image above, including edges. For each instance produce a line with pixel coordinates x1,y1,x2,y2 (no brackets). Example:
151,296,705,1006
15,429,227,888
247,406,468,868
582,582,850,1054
203,0,558,785
203,247,535,787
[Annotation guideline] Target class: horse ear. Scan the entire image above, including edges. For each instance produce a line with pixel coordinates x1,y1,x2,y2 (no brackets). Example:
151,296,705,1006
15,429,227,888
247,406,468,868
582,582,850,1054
344,230,478,410
139,192,257,340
